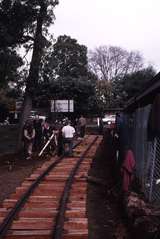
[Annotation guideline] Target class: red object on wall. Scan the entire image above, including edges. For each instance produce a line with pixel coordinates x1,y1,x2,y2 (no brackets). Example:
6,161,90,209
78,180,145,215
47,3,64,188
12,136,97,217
121,150,136,192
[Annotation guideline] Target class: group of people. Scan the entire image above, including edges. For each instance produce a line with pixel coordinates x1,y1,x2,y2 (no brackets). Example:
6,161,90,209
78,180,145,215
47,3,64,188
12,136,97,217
23,115,87,159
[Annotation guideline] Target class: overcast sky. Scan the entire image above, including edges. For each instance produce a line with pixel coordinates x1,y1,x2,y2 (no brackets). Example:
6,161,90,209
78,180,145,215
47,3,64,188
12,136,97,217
51,0,160,71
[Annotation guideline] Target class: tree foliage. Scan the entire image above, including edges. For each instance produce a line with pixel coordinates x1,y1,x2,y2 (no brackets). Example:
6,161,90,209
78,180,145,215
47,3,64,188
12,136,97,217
41,35,88,81
0,48,23,88
89,46,143,82
89,45,157,109
0,0,58,48
111,66,156,107
95,80,112,110
0,0,59,93
39,35,98,115
0,88,15,122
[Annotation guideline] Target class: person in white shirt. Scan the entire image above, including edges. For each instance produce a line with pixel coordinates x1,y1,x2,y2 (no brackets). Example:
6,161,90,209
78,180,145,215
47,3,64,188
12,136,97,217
62,121,75,156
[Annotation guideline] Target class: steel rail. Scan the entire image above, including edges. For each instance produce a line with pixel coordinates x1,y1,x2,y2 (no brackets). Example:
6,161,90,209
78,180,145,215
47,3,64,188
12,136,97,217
52,136,98,239
0,139,82,238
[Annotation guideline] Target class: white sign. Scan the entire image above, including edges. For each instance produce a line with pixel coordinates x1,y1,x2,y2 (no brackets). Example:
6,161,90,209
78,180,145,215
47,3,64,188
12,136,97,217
51,100,74,112
15,101,23,110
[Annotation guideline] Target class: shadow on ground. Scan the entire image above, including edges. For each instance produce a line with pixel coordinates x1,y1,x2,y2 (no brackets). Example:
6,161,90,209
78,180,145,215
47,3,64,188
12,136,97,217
87,132,131,239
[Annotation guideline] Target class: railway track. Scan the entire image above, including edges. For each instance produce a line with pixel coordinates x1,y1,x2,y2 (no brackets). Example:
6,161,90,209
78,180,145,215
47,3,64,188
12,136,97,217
0,135,102,239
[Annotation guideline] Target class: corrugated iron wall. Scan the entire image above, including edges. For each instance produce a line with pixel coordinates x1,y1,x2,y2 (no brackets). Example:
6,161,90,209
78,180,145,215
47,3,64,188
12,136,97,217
122,105,160,203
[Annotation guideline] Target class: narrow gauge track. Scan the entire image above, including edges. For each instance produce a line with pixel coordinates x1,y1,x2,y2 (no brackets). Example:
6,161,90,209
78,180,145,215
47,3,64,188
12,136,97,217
0,135,102,239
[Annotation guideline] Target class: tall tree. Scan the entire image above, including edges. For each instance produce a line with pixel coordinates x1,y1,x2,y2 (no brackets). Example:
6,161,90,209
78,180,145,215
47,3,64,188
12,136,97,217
89,46,143,82
0,0,59,149
41,35,88,81
0,47,24,119
95,80,113,111
40,35,98,115
111,66,156,107
0,48,23,88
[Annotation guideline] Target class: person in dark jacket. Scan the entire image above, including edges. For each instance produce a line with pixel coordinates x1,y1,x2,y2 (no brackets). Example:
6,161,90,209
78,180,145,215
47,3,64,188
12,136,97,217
33,118,43,151
57,124,63,156
78,115,86,138
23,120,35,159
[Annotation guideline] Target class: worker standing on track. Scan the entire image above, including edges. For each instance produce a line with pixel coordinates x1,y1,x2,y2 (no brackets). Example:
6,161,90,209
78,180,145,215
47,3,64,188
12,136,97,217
23,120,35,159
57,123,63,156
33,117,43,151
78,115,86,138
62,120,75,156
42,120,51,142
42,119,58,155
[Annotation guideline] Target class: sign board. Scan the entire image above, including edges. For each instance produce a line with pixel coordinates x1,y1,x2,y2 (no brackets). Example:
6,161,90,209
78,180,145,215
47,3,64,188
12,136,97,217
51,100,74,112
15,101,23,111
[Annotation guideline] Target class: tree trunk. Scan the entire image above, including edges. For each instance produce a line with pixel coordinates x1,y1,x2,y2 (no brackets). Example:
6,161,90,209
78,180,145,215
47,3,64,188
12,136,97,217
16,3,47,151
16,94,32,151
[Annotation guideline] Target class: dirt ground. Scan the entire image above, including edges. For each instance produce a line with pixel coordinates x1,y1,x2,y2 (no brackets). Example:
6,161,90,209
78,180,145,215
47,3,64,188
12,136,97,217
87,132,131,239
0,154,48,203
